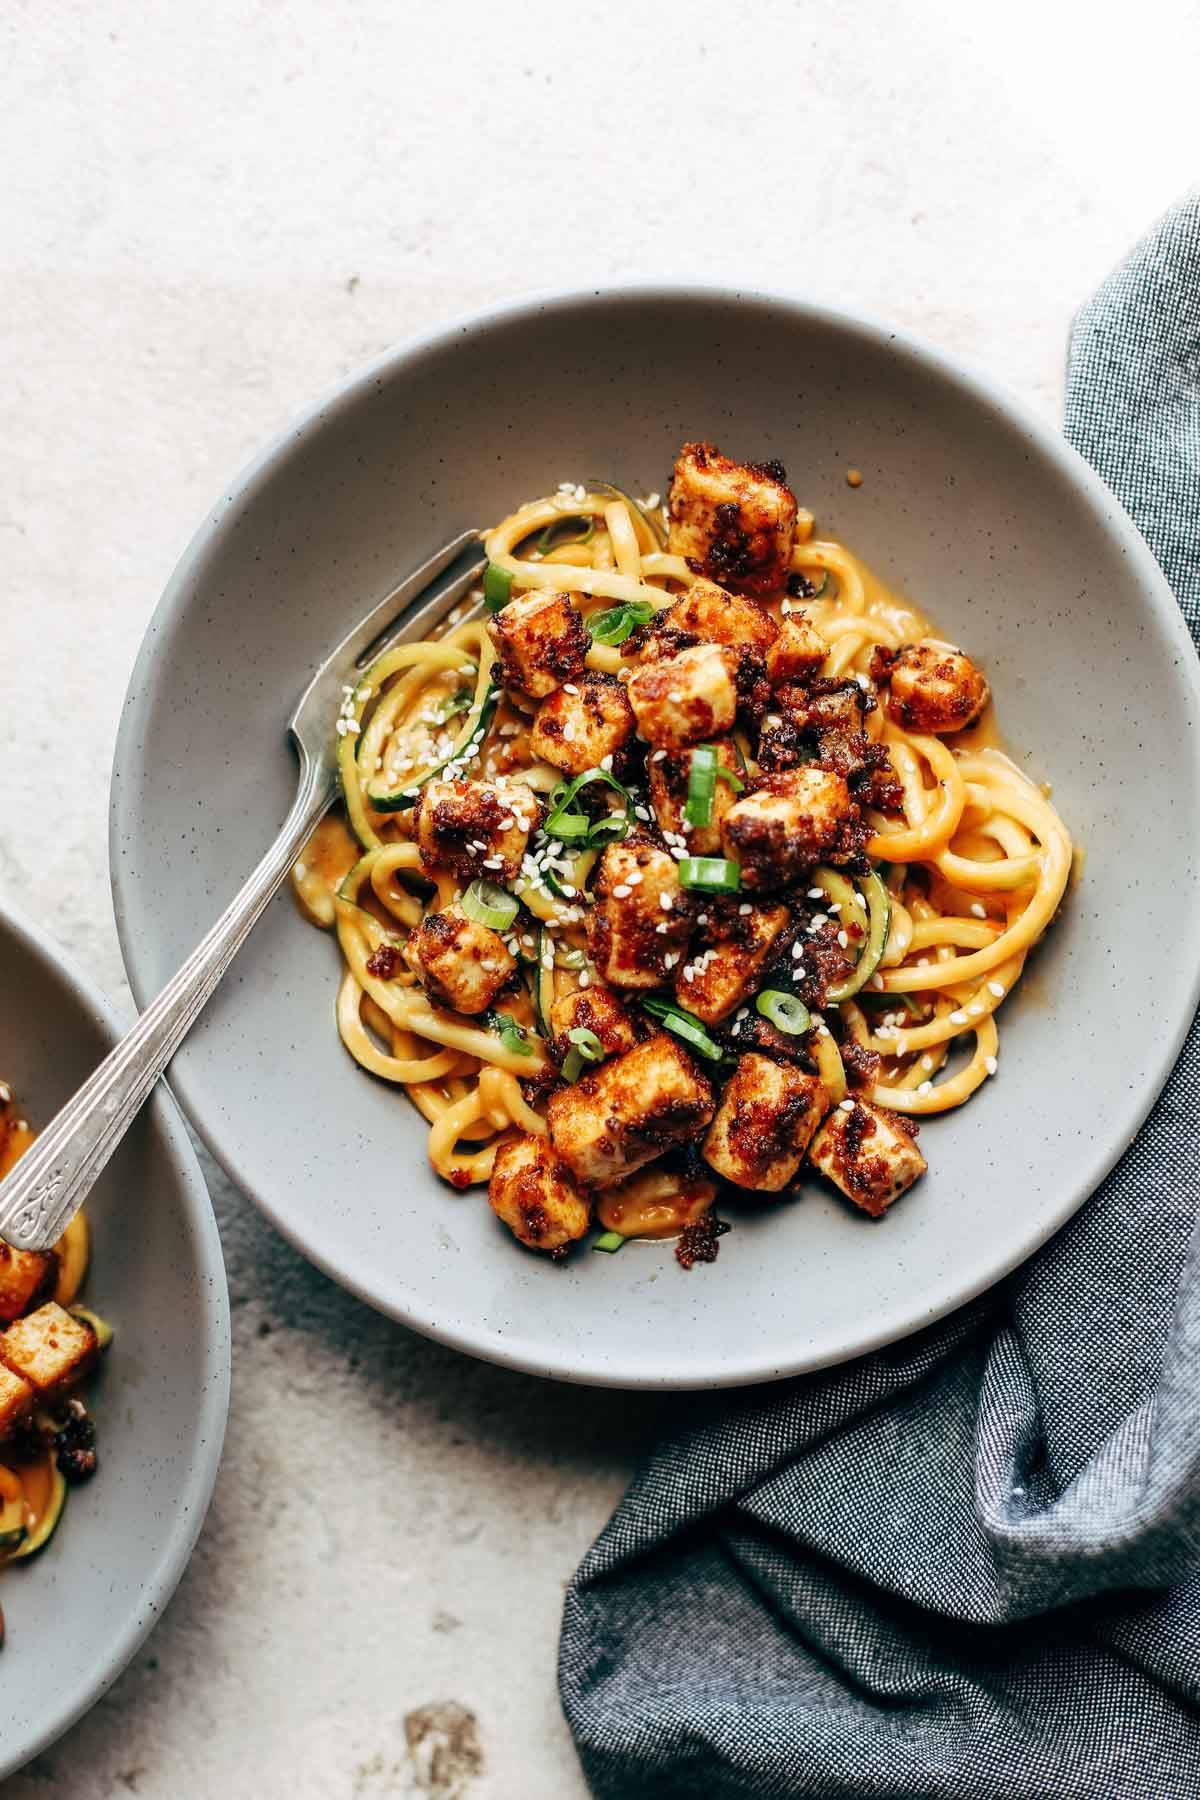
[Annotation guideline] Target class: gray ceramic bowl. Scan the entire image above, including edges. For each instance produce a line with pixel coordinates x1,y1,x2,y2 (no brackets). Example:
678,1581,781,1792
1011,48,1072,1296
111,286,1200,1389
0,901,229,1776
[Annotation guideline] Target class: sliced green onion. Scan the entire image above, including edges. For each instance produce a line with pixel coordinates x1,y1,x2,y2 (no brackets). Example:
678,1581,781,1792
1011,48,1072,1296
684,747,717,829
678,856,741,894
536,516,595,555
462,879,519,930
823,868,892,1003
544,767,637,849
487,1011,533,1056
560,1048,585,1082
588,600,657,646
483,562,514,612
755,990,811,1035
714,763,745,794
592,1230,627,1254
640,996,725,1061
567,1026,605,1061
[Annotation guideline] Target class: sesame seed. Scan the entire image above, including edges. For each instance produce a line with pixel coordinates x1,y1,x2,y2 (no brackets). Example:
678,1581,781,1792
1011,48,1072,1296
791,942,804,959
869,974,885,990
985,1055,998,1076
668,690,684,704
634,806,651,821
696,912,708,925
920,1055,933,1071
807,888,823,900
578,970,591,988
988,981,1005,998
738,903,752,915
918,1080,933,1095
499,816,515,830
482,856,504,870
625,869,642,886
651,749,667,762
838,1098,856,1113
563,723,576,742
837,930,849,948
655,921,669,935
612,884,631,898
970,902,987,919
949,1010,968,1025
563,682,579,694
600,754,614,771
660,894,673,911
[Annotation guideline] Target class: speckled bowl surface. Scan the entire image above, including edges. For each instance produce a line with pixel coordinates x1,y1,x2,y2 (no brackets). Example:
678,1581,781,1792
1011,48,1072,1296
0,899,229,1776
110,287,1200,1389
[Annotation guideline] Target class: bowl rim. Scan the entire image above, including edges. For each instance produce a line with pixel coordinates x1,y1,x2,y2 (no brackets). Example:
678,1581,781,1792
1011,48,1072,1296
110,281,1200,1389
0,895,231,1777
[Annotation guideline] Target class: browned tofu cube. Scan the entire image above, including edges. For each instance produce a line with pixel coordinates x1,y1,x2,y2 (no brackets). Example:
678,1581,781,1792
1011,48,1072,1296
587,839,694,990
703,1055,827,1191
547,1034,715,1187
488,1134,591,1252
415,778,535,882
548,985,640,1065
647,737,741,857
667,442,798,597
808,1100,927,1216
406,906,516,1015
528,671,635,775
721,769,857,891
594,1167,717,1240
487,590,590,698
0,1302,97,1395
675,900,790,1024
767,612,829,684
0,1364,34,1438
661,577,778,655
883,642,989,735
627,645,739,748
0,1246,55,1324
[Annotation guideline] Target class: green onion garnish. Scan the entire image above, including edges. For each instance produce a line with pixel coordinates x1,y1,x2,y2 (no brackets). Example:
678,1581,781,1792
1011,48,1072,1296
755,990,811,1036
682,748,743,829
684,746,717,829
536,516,595,556
483,562,514,612
462,879,519,930
486,1011,533,1056
640,996,725,1061
592,1230,626,1253
588,600,657,646
678,856,741,893
560,1026,605,1083
544,767,637,849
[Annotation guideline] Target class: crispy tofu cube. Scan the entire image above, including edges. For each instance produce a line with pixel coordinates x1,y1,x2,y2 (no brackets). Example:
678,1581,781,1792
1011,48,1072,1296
0,1246,55,1325
647,737,741,857
767,612,829,684
721,769,857,891
703,1054,827,1191
594,1166,717,1240
0,1302,97,1395
528,671,635,775
487,590,590,698
488,1134,590,1252
667,442,798,597
548,985,640,1065
661,577,778,655
627,645,739,748
0,1364,33,1438
675,900,790,1024
884,642,989,735
808,1099,927,1216
547,1033,715,1187
415,778,534,882
406,906,516,1014
587,838,694,990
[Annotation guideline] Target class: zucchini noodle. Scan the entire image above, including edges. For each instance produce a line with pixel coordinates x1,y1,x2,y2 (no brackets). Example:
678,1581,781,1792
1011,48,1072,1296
294,474,1073,1190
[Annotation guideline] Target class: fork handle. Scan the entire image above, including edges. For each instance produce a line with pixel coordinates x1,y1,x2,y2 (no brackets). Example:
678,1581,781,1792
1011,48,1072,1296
0,757,336,1253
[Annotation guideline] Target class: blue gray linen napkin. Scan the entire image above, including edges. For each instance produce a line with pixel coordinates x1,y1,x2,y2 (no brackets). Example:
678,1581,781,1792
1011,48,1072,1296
559,199,1200,1800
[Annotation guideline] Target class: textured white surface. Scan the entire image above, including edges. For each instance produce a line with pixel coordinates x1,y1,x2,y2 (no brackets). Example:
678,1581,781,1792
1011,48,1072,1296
0,1,1195,1792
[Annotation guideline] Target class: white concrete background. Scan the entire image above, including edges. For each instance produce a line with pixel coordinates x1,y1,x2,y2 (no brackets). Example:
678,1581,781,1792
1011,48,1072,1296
0,1,1196,1792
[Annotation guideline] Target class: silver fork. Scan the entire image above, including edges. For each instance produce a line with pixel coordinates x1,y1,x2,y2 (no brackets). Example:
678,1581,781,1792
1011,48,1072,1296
0,530,487,1253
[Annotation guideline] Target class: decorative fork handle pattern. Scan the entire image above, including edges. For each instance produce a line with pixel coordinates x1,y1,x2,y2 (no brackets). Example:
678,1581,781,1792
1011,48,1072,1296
0,756,336,1253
